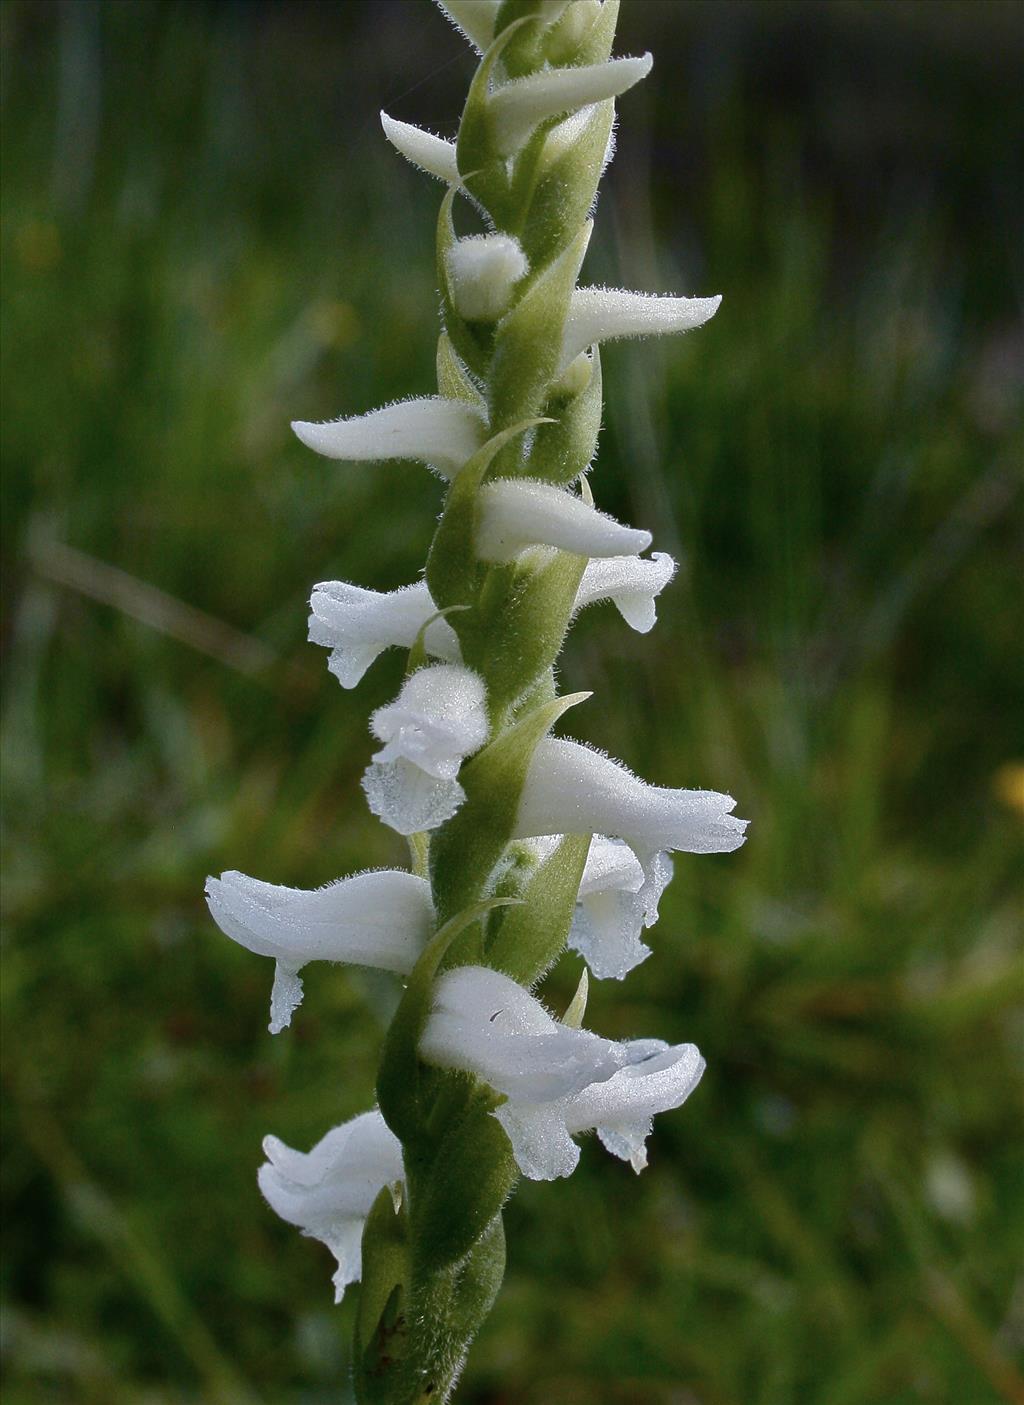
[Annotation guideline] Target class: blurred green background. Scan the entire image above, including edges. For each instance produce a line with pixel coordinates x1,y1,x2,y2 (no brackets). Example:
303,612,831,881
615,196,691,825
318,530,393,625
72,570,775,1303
2,1,1023,1401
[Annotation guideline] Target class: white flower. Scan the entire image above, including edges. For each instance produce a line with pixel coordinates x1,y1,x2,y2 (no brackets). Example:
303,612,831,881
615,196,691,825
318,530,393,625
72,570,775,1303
308,579,461,689
292,397,487,479
362,664,489,835
560,286,722,372
205,869,434,1033
258,1109,404,1304
475,479,651,563
564,1040,705,1172
380,112,459,183
447,234,528,322
419,965,698,1180
489,55,652,157
515,738,747,886
529,834,671,981
573,550,676,634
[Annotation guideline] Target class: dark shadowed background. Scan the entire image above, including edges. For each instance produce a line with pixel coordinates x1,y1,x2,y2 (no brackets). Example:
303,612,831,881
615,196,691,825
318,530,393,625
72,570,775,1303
2,1,1023,1402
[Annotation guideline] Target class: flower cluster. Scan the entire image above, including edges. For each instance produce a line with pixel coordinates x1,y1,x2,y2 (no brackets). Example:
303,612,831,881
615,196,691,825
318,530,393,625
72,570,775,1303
208,4,745,1398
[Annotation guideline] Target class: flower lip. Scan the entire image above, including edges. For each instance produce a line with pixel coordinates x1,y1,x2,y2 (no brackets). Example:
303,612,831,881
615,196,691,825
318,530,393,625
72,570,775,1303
573,551,677,634
363,664,489,836
370,664,489,781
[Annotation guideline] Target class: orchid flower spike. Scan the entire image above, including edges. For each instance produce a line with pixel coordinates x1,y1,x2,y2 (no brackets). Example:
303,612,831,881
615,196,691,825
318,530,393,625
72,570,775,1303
292,397,487,479
308,579,460,689
259,1110,404,1304
362,664,489,835
420,965,699,1180
489,54,652,158
476,479,651,563
515,737,748,885
380,112,459,184
205,869,434,1033
560,287,722,372
447,234,529,323
573,551,677,634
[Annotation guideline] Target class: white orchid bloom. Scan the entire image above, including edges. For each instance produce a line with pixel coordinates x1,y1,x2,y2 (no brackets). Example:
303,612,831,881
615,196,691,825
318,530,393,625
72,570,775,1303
419,965,696,1180
564,1040,705,1172
292,397,487,479
573,550,677,634
515,738,747,890
447,234,528,322
380,112,460,184
490,54,652,157
308,579,461,689
560,286,722,372
205,869,434,1033
476,479,651,563
529,834,672,980
259,1109,404,1304
362,664,489,835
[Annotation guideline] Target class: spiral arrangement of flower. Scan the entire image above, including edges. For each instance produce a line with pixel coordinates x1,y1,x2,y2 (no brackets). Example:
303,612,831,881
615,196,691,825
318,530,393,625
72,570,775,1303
207,4,746,1399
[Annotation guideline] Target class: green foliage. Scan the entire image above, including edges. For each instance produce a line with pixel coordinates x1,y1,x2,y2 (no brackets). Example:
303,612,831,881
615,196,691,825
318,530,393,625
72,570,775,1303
2,1,1022,1403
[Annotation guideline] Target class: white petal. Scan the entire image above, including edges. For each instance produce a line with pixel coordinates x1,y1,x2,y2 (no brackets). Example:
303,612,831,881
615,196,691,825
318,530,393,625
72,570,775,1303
308,579,461,689
494,1098,580,1181
269,963,305,1036
370,664,488,780
362,758,466,836
205,870,434,1030
259,1109,403,1303
476,479,651,563
420,966,655,1104
565,1043,705,1171
515,738,748,860
447,234,528,322
434,0,499,52
573,551,676,634
380,112,459,183
489,54,652,157
291,397,486,478
561,287,722,371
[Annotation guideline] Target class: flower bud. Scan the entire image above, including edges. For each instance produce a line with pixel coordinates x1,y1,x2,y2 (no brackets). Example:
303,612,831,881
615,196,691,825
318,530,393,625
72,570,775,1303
446,234,528,323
